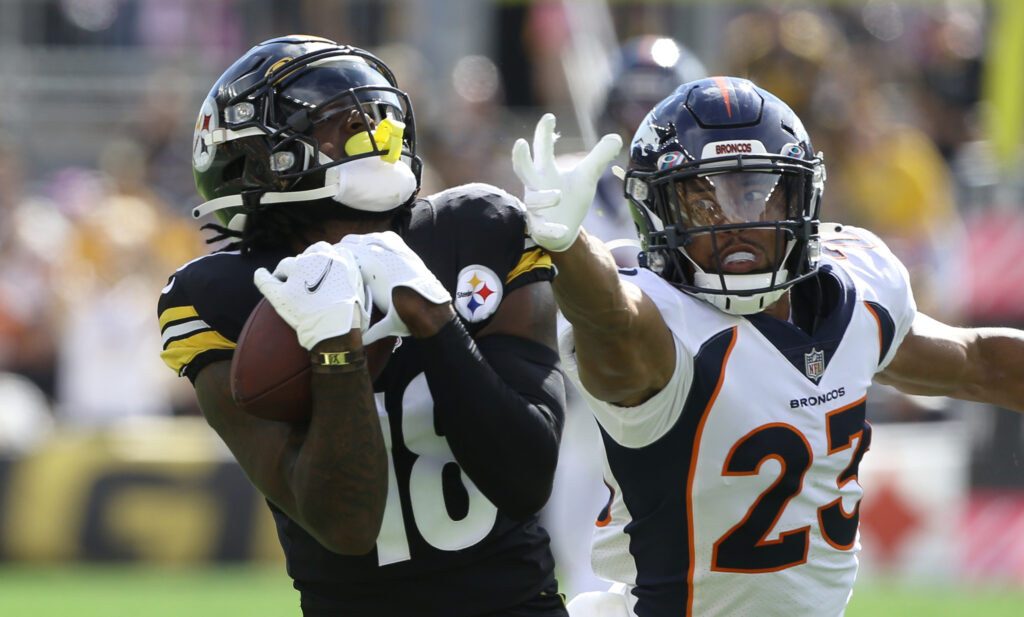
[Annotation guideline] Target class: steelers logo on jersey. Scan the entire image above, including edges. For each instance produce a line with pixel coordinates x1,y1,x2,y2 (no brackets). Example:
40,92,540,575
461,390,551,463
192,96,218,172
454,264,502,323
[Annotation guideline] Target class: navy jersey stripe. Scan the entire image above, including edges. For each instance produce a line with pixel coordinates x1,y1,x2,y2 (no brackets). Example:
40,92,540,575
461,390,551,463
746,265,857,384
863,301,896,366
599,327,738,617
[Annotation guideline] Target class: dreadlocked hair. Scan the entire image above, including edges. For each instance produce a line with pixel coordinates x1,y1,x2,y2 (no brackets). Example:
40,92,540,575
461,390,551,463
201,198,400,255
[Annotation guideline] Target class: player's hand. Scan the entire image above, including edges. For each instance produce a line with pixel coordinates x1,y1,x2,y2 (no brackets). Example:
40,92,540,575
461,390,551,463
253,241,370,350
338,231,452,344
511,113,622,252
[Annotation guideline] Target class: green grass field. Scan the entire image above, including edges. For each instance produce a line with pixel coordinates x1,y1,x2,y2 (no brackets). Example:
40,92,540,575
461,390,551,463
1,565,1023,616
0,564,299,617
845,577,1024,617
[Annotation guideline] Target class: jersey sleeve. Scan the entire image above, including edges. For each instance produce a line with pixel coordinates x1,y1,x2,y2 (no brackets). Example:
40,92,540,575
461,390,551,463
558,324,693,448
415,183,554,334
820,223,917,371
430,182,554,289
157,251,275,382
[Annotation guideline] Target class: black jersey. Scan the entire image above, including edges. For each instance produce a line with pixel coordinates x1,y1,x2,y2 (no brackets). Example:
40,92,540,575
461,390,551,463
158,184,565,616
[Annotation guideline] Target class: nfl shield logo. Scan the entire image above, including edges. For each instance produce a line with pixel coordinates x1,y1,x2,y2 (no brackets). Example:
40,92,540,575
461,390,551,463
804,348,825,382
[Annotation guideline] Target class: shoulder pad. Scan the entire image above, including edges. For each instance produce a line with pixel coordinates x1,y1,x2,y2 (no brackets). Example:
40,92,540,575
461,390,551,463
157,249,285,378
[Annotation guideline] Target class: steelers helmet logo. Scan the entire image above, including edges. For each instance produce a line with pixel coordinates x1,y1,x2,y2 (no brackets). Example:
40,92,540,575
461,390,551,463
192,96,218,172
454,265,502,322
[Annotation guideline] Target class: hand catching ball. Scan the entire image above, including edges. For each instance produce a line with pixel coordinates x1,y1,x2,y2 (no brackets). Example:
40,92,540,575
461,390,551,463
230,297,395,421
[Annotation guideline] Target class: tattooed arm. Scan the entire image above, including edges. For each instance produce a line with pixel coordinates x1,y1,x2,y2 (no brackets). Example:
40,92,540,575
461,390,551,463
193,330,388,554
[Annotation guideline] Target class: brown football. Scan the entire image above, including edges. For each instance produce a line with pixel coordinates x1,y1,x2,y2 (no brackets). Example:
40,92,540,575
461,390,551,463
230,297,394,422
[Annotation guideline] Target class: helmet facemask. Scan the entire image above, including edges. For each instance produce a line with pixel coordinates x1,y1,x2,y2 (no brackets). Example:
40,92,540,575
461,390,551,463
628,156,823,315
192,45,422,229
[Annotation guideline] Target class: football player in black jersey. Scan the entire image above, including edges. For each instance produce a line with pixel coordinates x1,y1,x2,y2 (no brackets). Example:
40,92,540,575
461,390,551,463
157,35,615,617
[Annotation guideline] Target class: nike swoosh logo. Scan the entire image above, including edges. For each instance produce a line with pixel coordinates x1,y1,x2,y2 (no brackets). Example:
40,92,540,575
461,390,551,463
305,261,333,293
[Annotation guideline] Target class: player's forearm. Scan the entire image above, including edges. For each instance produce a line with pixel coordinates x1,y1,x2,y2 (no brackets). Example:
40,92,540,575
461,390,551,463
422,319,565,520
291,336,388,554
193,362,308,511
551,230,638,334
549,230,673,404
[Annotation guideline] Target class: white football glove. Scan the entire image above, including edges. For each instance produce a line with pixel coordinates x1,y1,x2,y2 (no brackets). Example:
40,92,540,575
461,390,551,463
338,231,452,345
253,241,370,350
511,113,622,252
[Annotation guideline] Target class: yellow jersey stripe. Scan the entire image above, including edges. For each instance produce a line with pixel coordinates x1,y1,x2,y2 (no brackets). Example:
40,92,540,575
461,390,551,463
160,330,236,373
506,248,553,283
159,306,200,330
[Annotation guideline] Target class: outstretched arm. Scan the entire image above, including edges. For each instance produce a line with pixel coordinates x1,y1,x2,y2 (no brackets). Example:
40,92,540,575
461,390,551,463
512,113,674,406
550,229,675,406
875,312,1024,412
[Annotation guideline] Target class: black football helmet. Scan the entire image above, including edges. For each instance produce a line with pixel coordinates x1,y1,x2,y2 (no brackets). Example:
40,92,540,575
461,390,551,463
624,76,825,315
190,35,421,229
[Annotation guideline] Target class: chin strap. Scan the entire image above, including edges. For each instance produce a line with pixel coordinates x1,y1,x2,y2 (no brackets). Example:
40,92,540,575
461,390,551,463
193,126,340,219
193,111,420,220
191,184,339,219
679,236,798,316
692,274,791,315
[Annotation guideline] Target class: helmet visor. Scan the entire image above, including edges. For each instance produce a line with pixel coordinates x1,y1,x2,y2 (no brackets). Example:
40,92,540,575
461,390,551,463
275,57,405,122
663,171,804,229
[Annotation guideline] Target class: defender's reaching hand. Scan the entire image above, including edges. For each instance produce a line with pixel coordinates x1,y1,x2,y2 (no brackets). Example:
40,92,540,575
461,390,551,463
511,113,622,252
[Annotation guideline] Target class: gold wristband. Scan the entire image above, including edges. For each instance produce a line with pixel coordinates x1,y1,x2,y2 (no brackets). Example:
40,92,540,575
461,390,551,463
310,348,367,374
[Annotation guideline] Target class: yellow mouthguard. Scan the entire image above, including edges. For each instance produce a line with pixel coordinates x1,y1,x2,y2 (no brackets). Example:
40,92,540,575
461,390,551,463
344,118,405,163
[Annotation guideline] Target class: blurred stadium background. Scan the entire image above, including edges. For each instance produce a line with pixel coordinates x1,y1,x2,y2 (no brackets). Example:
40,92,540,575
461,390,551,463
0,0,1022,615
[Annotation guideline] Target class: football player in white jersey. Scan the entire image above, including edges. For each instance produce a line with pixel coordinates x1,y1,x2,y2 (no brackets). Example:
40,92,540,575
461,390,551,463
511,77,1024,617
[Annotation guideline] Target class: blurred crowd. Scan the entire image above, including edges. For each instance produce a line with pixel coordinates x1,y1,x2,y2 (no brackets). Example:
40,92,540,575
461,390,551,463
0,1,1021,469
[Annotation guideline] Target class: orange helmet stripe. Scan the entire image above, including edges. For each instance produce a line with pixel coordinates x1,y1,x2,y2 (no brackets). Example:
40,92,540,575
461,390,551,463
712,76,733,118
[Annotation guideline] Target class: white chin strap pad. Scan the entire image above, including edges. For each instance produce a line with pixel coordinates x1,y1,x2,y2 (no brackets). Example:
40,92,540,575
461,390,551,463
191,155,417,220
683,235,798,315
325,155,417,212
692,270,790,315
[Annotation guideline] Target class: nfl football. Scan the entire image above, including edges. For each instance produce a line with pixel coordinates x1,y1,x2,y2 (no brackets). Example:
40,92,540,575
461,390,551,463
230,297,394,422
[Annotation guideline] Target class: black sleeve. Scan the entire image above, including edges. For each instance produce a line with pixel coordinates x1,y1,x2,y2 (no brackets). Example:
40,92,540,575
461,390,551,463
409,185,555,336
421,317,566,521
157,250,287,384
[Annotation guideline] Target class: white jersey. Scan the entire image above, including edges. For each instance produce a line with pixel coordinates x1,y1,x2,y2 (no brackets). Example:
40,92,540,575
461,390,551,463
560,224,916,617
